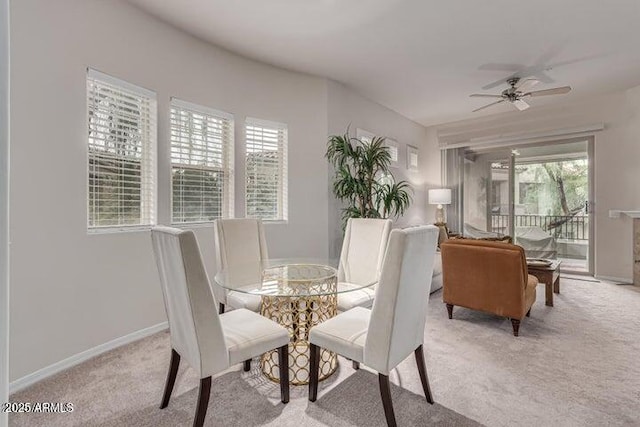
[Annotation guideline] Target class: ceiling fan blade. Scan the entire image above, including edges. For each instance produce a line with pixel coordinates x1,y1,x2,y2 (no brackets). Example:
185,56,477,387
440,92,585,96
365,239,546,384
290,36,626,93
470,94,503,98
478,63,525,72
472,99,505,112
512,99,530,111
482,76,517,90
527,86,572,97
515,78,540,93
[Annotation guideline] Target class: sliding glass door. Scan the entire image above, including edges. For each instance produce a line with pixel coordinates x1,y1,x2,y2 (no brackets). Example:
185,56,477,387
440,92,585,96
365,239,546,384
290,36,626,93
448,139,593,274
462,149,514,239
512,142,591,272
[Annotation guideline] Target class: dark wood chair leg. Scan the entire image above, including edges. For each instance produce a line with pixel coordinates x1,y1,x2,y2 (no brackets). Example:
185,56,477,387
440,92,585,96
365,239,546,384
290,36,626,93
277,344,290,403
526,308,531,317
309,343,320,402
378,374,397,427
446,304,453,319
193,377,211,427
352,360,360,370
414,345,434,404
243,359,251,372
218,302,225,314
160,349,180,409
511,318,521,337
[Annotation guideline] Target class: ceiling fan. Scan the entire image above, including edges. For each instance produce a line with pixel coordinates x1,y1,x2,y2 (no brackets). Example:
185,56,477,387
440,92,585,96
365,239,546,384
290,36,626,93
470,77,571,112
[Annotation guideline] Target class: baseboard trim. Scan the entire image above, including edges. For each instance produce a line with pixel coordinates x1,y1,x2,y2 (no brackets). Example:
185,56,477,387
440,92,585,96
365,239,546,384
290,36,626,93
9,321,168,394
561,274,599,283
594,275,634,285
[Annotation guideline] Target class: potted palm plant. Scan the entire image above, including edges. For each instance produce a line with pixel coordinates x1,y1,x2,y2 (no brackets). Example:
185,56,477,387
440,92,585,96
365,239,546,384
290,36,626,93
326,129,412,225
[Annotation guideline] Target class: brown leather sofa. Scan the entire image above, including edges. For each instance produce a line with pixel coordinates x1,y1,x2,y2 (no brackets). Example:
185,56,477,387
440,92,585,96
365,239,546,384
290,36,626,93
440,239,538,336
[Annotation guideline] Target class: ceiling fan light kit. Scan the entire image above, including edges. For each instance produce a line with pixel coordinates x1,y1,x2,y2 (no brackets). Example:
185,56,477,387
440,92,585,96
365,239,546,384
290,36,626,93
470,77,571,112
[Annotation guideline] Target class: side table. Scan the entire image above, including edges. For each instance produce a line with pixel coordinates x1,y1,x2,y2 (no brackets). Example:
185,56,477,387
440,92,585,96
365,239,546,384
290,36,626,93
527,260,561,307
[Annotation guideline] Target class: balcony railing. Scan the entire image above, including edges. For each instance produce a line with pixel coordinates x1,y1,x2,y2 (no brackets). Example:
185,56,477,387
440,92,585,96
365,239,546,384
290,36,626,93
491,214,589,241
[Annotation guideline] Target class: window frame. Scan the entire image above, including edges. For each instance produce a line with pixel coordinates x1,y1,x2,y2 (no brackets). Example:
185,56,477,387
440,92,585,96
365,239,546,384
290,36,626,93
356,128,376,145
86,68,157,234
169,98,235,225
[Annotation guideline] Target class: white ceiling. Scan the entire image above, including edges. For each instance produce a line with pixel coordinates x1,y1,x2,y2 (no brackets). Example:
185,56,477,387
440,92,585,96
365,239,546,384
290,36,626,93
129,0,640,126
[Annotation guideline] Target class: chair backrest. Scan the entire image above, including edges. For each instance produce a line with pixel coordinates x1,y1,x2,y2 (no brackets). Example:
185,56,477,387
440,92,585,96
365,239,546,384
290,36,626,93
440,239,528,318
151,226,229,378
213,219,269,303
364,225,439,375
338,218,392,286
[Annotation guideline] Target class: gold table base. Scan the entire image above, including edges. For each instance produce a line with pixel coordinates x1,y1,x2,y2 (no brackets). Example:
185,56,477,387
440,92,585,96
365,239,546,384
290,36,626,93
260,294,338,385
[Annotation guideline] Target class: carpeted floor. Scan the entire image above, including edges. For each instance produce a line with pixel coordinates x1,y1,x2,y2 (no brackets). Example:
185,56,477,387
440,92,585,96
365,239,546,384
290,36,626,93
9,278,640,426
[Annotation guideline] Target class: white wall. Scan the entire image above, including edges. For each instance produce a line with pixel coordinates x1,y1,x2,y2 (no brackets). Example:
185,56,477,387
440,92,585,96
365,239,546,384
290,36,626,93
1,0,9,422
428,89,640,283
326,81,439,257
9,0,328,381
11,0,637,390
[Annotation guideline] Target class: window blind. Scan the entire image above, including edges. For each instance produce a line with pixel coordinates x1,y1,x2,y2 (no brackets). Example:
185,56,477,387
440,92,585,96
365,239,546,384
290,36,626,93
245,118,288,221
87,69,157,230
385,138,399,164
356,128,375,144
170,99,234,223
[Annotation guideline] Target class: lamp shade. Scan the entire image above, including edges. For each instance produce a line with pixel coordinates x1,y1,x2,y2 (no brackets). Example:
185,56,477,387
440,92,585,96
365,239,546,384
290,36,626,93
428,188,451,205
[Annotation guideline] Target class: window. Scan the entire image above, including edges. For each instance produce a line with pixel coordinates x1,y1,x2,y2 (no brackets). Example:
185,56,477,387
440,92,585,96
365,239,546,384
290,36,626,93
491,181,502,208
87,69,157,230
356,128,375,144
357,128,398,166
245,118,288,221
170,99,234,223
385,138,399,167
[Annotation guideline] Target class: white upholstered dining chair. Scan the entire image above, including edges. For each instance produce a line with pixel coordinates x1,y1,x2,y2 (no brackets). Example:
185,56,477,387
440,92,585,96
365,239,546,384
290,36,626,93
337,218,392,312
308,225,439,427
151,227,290,427
213,219,268,314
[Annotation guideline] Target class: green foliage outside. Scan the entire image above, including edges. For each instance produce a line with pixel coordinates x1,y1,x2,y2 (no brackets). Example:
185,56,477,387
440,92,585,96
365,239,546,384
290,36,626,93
516,159,587,216
246,151,280,220
88,154,142,227
172,168,224,222
88,84,148,228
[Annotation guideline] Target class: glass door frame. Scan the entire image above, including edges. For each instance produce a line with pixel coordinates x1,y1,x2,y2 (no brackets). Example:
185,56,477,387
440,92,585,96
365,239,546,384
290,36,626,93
448,136,595,276
586,137,595,276
507,152,516,240
484,150,516,239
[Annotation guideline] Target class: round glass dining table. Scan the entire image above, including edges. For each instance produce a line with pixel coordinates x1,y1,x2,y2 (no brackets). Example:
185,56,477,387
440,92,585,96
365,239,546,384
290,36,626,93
213,258,374,385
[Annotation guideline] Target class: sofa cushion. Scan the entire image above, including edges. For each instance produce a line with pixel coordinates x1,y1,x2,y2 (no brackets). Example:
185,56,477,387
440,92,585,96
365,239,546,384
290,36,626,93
433,251,442,276
450,235,513,244
430,252,443,294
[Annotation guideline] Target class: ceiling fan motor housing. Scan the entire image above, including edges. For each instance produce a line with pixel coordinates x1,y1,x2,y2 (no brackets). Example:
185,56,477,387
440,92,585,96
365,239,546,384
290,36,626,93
502,90,520,101
507,77,521,87
503,77,522,100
